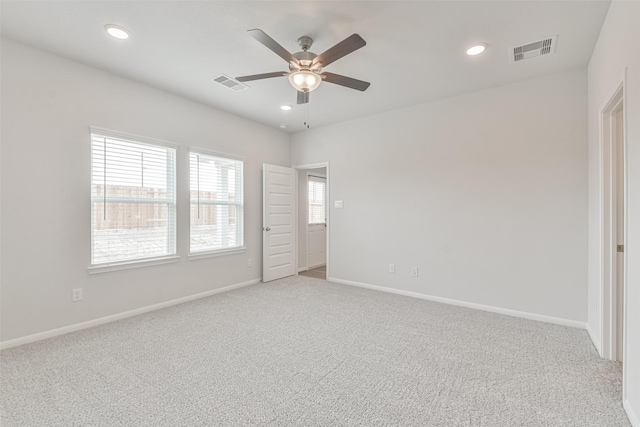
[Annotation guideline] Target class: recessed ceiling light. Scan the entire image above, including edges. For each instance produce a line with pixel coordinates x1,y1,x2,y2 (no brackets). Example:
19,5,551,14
466,43,487,56
280,105,292,111
105,24,130,40
279,124,287,129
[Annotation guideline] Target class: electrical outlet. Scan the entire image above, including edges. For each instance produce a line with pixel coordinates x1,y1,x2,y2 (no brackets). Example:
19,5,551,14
389,263,395,273
72,288,83,302
411,267,418,277
248,258,252,268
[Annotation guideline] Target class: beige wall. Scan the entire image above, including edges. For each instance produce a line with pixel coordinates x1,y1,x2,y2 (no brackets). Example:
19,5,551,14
293,69,588,325
0,39,291,342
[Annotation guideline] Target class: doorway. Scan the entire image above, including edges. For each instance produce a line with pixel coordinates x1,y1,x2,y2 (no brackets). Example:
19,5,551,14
601,84,625,363
295,163,329,280
306,172,327,269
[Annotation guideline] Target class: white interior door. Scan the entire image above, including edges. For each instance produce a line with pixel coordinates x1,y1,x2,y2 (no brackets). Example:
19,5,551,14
307,175,326,268
262,164,296,282
308,224,326,268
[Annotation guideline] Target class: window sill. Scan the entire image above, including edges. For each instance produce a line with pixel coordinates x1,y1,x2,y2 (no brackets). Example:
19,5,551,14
87,255,181,275
188,247,246,261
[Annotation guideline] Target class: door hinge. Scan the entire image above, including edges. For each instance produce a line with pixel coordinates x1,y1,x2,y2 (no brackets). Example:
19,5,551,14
617,245,624,253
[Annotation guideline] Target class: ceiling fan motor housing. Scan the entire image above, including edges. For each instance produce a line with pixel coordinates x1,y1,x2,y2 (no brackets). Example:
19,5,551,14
290,51,318,72
297,36,313,51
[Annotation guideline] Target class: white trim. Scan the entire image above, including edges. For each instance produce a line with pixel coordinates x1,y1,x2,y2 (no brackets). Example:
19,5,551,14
598,77,626,361
586,323,602,355
90,126,179,149
298,267,309,273
0,279,261,350
328,277,587,329
621,67,630,404
188,247,246,260
189,146,245,162
87,255,181,274
624,400,640,427
293,162,329,170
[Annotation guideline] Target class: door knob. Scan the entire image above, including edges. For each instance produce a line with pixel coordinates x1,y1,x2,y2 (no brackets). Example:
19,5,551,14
265,227,271,232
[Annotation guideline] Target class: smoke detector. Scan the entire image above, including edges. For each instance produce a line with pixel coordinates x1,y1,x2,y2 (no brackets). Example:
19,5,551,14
510,36,557,63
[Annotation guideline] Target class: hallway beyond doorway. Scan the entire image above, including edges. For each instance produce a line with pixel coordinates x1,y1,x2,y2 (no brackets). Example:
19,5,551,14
299,265,326,280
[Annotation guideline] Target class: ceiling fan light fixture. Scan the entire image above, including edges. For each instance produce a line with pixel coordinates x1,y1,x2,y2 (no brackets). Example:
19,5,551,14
289,71,321,92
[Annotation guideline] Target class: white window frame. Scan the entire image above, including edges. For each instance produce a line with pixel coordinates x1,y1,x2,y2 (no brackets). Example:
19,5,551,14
188,148,245,259
88,127,179,274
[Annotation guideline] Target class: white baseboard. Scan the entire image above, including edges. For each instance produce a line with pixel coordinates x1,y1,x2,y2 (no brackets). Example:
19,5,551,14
328,277,587,329
298,267,309,273
625,400,640,427
585,323,602,356
0,278,261,350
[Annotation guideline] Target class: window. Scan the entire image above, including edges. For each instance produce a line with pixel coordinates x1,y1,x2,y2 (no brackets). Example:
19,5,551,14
91,130,176,266
308,176,326,224
190,151,244,254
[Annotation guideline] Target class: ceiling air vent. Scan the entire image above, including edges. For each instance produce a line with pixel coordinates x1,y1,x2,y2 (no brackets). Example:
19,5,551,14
510,36,557,63
211,74,249,92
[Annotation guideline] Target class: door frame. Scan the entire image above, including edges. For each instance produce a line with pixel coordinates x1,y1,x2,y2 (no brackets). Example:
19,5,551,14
293,162,330,278
599,80,627,366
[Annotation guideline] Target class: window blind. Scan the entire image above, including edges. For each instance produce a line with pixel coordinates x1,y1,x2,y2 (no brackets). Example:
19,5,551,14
91,132,176,265
308,176,326,224
190,151,244,253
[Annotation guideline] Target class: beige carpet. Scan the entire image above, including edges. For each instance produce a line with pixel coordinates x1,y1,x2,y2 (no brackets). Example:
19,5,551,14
0,275,629,426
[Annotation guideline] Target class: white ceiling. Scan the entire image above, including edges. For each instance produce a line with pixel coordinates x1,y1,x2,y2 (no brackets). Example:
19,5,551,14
1,1,610,133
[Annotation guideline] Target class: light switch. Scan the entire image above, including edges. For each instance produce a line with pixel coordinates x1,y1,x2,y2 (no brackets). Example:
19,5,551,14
334,200,344,208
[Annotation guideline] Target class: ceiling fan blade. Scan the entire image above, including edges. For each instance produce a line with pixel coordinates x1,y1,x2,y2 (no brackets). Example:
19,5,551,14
297,90,309,104
236,72,288,82
312,34,366,68
321,72,370,91
248,29,299,65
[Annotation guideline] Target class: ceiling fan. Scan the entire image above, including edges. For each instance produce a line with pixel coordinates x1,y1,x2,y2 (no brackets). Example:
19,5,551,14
236,29,370,105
